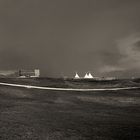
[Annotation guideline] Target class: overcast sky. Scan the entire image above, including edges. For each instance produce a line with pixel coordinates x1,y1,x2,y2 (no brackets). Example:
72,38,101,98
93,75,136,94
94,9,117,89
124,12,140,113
0,0,140,78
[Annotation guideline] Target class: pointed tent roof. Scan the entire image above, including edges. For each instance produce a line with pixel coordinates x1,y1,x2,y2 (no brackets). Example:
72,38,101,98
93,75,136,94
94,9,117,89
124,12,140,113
88,73,93,78
84,73,89,78
84,72,94,79
74,72,80,79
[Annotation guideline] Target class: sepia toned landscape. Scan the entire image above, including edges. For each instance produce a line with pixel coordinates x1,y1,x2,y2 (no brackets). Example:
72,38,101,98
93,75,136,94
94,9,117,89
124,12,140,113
1,0,140,139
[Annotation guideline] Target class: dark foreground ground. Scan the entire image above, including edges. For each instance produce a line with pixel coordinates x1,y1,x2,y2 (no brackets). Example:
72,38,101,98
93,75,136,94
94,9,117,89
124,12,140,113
0,77,140,89
0,83,140,140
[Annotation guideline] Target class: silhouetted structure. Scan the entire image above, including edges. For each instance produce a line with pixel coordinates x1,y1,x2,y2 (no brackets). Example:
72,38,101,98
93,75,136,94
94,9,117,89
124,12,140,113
19,69,40,78
0,69,40,78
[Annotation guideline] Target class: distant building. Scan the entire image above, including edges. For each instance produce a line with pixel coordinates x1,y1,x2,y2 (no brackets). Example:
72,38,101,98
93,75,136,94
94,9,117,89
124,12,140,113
19,69,40,78
0,69,40,78
34,69,40,77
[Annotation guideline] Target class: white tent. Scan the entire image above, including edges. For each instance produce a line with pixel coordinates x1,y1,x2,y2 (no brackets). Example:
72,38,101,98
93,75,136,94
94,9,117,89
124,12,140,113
84,73,89,78
84,72,93,79
74,72,80,79
88,73,93,78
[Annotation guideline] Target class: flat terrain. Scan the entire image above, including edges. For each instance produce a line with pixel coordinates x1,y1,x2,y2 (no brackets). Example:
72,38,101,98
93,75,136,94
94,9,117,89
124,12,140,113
0,77,140,88
0,79,140,139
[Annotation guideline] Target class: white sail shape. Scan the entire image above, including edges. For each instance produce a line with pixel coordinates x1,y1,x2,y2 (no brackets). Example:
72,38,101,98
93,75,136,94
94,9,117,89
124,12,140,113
84,72,93,79
88,73,93,78
84,73,89,78
74,73,80,79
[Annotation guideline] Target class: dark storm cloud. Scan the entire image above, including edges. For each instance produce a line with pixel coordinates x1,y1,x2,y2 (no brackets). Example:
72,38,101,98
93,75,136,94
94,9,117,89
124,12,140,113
107,34,140,78
0,0,140,77
134,41,140,51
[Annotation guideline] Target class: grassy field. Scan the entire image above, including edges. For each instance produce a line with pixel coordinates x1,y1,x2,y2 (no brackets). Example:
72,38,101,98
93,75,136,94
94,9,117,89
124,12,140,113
0,79,140,140
0,77,140,88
